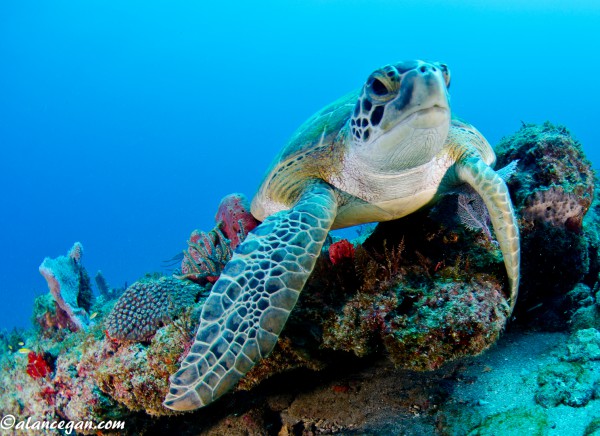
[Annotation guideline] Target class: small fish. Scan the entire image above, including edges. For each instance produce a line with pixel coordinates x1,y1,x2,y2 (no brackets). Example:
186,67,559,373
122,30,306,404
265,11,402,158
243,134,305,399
90,312,98,320
18,341,24,346
8,345,13,350
18,348,32,354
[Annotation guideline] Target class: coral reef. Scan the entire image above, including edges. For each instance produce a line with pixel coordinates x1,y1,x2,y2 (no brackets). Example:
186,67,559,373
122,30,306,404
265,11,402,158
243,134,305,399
38,242,94,330
317,274,507,370
495,122,594,215
3,122,600,433
105,275,205,342
32,293,78,335
93,315,199,416
0,300,205,433
494,122,595,328
256,203,510,376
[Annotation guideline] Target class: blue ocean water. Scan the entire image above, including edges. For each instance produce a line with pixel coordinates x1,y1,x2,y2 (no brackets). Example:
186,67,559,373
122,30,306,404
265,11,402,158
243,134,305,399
0,0,598,331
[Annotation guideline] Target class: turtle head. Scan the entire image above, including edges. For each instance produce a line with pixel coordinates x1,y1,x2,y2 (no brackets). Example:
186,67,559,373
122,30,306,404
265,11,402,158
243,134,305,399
349,60,451,170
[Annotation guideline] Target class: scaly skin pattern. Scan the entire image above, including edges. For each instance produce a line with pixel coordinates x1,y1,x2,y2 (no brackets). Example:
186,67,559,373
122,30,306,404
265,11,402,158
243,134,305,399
455,155,520,312
164,181,337,411
442,124,520,311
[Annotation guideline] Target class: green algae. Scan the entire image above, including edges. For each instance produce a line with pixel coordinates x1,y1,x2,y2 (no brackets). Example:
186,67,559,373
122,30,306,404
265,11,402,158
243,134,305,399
467,407,549,436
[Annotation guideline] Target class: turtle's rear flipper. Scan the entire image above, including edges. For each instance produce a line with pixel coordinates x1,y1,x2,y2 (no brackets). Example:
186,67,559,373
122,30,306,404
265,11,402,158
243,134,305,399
164,180,338,411
456,157,520,313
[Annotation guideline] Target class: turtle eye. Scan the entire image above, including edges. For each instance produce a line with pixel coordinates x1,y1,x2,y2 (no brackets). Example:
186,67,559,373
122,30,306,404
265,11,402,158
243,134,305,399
366,68,399,102
371,78,388,96
437,63,451,88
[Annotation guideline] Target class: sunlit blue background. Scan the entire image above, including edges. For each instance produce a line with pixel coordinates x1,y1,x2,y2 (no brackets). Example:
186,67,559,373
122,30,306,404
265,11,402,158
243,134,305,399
1,0,598,330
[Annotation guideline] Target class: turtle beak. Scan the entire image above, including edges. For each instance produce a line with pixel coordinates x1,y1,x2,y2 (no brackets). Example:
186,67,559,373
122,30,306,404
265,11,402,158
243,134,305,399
400,64,448,107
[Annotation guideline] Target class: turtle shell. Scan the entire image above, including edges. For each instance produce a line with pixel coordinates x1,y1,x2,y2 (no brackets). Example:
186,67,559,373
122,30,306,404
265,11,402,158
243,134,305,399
276,89,359,164
252,90,359,218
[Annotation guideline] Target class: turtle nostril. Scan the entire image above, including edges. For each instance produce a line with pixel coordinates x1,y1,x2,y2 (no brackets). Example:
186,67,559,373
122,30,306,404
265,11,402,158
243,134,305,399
432,66,437,72
419,66,427,73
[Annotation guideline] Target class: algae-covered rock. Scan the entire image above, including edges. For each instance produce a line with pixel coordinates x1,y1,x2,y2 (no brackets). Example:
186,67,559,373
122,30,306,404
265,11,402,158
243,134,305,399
495,122,594,218
258,199,513,375
467,407,549,436
571,304,600,331
565,328,600,362
94,306,201,416
535,360,600,407
495,122,595,328
585,417,600,436
568,283,595,309
568,279,600,331
321,276,508,371
584,188,600,284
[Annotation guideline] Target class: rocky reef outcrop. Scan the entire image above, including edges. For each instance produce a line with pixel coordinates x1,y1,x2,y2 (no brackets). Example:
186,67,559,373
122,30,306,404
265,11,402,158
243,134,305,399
495,122,596,329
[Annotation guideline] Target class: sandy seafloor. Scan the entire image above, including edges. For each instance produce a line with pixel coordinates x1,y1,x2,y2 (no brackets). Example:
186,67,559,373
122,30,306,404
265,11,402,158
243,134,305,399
159,329,597,435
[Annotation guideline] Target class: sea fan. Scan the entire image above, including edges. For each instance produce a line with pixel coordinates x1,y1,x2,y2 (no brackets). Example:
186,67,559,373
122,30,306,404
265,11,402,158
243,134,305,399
455,160,518,243
457,191,494,241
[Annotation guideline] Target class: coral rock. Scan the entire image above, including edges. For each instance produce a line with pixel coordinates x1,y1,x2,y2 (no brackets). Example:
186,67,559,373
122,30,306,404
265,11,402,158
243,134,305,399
495,122,594,216
495,123,595,327
105,275,204,342
322,276,509,370
94,316,198,416
535,360,600,408
565,328,600,362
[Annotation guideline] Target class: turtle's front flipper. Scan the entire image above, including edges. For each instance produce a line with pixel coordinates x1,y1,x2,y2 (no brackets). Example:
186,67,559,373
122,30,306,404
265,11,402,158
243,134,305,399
164,181,338,411
455,157,520,313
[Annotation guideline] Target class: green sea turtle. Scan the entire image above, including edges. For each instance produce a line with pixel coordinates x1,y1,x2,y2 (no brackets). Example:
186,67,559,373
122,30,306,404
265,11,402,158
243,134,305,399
164,60,520,411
